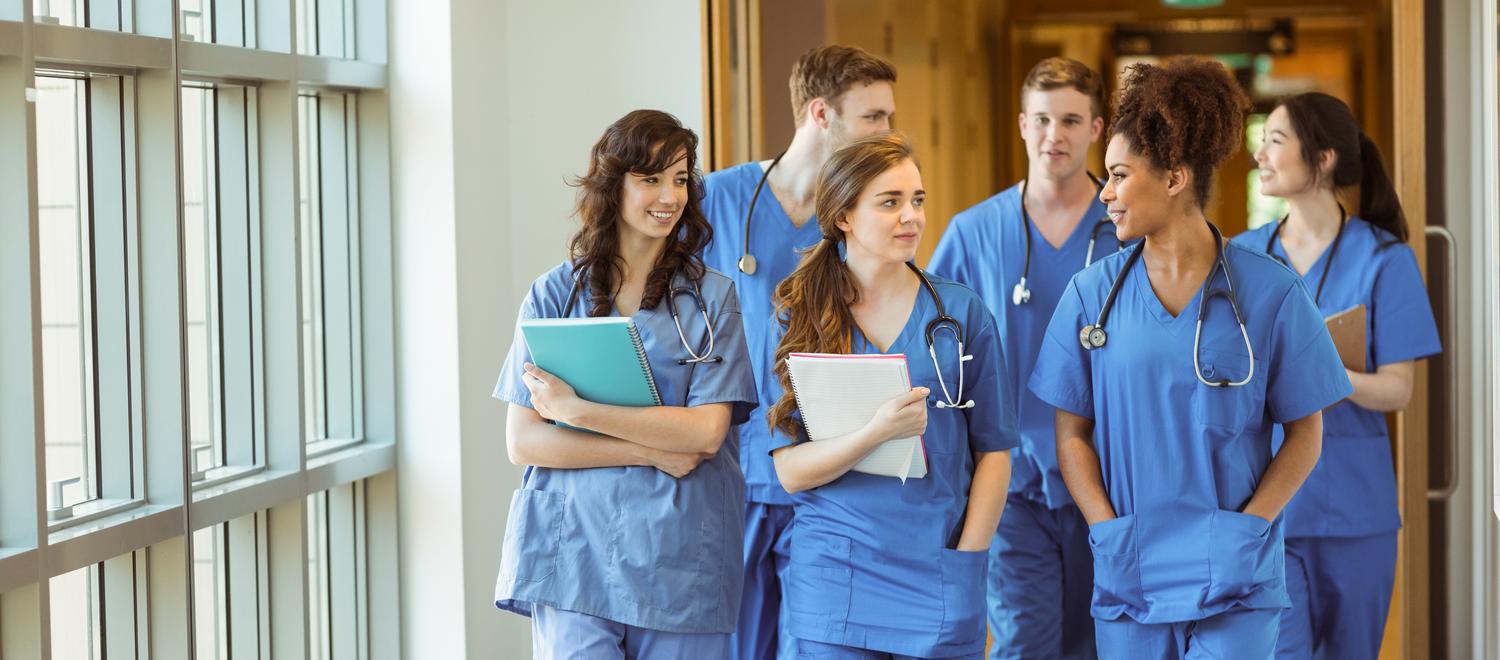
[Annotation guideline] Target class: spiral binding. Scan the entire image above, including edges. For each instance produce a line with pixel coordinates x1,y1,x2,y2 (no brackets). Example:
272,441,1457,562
627,320,663,405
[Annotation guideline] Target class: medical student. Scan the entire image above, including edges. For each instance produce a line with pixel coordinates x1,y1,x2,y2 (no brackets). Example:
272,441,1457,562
929,56,1116,660
1029,60,1353,659
762,132,1018,659
493,110,758,659
1233,92,1440,660
700,44,898,660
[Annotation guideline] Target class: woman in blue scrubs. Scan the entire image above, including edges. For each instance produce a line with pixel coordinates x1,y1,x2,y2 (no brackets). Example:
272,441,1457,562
1233,92,1441,660
493,110,758,658
1029,60,1353,659
763,132,1019,659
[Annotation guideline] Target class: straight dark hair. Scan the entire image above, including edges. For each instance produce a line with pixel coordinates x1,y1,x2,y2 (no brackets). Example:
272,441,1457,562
1277,92,1409,243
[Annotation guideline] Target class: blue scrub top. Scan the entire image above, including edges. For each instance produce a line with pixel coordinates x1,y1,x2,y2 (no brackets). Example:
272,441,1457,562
928,183,1119,510
491,261,759,634
1234,217,1441,538
703,161,825,505
763,273,1021,658
1029,240,1353,625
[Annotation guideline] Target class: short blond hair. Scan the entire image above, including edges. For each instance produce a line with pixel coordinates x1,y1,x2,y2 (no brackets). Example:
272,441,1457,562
1022,57,1106,119
789,45,897,124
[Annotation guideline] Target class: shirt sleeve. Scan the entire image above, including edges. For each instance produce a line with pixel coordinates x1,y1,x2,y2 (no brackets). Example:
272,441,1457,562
684,280,760,425
927,218,970,284
1369,245,1442,367
1028,279,1095,419
493,286,543,409
1266,280,1355,423
964,309,1021,453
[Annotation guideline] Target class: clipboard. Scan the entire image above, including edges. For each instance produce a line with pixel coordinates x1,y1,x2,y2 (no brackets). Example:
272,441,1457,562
1324,304,1366,373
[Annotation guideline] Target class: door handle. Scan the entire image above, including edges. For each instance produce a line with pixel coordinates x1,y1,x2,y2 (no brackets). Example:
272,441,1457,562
1427,225,1460,501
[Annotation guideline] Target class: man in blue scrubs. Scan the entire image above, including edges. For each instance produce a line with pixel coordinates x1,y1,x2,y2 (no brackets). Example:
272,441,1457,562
928,57,1116,660
700,44,898,660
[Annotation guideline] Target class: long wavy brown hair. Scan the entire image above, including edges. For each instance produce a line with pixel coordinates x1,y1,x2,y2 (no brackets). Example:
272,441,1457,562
768,133,917,438
568,110,710,317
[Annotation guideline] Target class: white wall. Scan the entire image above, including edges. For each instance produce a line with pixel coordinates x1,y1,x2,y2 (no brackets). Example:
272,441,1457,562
390,1,706,656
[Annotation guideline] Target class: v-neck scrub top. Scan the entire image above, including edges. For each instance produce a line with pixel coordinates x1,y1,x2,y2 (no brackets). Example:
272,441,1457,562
492,261,759,634
1028,241,1353,624
928,183,1120,509
1234,217,1441,538
762,272,1021,657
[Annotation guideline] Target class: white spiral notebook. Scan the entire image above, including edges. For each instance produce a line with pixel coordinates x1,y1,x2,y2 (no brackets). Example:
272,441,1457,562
785,353,927,482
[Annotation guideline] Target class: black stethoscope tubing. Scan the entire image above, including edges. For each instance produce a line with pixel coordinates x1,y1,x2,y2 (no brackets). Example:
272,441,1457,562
737,152,788,275
1263,203,1348,304
1014,173,1116,305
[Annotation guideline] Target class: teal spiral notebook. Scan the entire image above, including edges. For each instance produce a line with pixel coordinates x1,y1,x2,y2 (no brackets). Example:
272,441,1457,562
518,318,663,427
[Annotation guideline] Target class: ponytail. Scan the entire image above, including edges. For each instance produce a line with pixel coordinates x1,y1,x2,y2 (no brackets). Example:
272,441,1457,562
1356,132,1409,243
766,133,919,440
767,237,857,438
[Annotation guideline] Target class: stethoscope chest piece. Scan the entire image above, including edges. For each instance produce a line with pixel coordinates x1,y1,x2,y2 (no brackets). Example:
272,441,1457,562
1079,324,1106,350
737,253,758,275
1012,280,1031,306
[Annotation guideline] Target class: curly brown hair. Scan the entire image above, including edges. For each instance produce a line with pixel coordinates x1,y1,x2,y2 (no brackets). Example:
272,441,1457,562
568,110,710,317
767,133,918,439
1109,58,1251,206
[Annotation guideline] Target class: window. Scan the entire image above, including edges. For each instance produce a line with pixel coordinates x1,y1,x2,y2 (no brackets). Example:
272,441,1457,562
297,0,356,57
183,82,263,484
36,71,139,526
49,563,104,659
300,91,362,452
1245,113,1288,231
32,0,127,30
192,524,230,660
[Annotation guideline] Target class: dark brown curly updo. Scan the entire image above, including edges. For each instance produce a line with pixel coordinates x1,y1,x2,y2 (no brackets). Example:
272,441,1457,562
1109,58,1252,207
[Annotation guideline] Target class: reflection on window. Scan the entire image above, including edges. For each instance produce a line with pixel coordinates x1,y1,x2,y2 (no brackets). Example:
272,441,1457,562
50,564,103,658
308,492,332,660
193,524,230,660
184,84,226,477
33,0,81,27
37,75,98,511
1246,113,1289,230
180,0,215,43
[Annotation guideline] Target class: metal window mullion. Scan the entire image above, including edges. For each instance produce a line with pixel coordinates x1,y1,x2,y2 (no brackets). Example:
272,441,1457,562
123,74,145,501
216,86,256,470
316,93,351,441
343,95,361,442
77,76,101,507
246,86,266,468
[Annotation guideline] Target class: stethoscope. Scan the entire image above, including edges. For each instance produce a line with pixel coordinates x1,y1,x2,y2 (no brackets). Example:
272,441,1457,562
562,271,722,365
1012,174,1120,305
902,261,975,409
1077,222,1256,388
737,152,787,275
1262,203,1347,304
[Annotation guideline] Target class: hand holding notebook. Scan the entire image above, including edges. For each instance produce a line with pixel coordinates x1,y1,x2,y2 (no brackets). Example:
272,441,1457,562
519,317,661,431
784,353,928,482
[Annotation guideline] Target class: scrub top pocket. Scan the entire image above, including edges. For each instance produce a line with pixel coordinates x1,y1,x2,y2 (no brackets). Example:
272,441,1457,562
1207,509,1279,603
606,503,715,611
1087,514,1144,614
785,529,854,624
938,548,989,643
499,488,565,584
1191,349,1261,434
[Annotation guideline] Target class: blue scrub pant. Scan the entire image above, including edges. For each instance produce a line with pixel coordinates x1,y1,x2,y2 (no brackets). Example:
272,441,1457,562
1276,533,1397,659
733,502,795,660
1094,609,1278,660
987,498,1096,659
531,604,730,659
791,637,972,659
